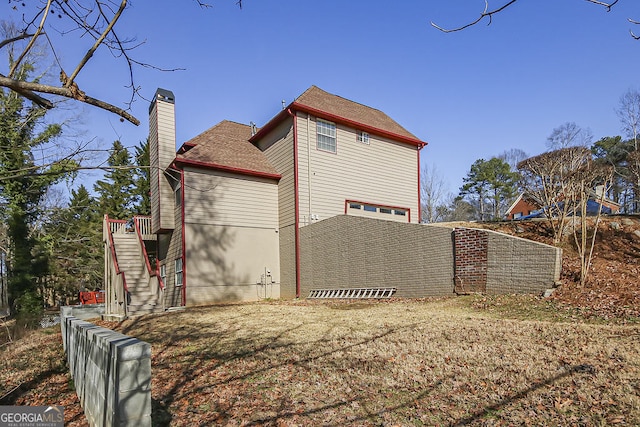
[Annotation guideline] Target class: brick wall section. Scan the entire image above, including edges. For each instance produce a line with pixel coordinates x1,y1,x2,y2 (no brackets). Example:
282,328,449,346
299,215,455,297
453,228,488,293
485,229,562,294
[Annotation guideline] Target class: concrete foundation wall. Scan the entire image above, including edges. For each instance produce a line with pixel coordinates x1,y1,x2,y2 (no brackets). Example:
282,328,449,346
278,225,297,299
61,311,151,427
299,216,455,297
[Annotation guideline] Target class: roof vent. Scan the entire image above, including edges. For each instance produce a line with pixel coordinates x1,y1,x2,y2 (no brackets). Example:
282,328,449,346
250,121,257,136
282,99,286,110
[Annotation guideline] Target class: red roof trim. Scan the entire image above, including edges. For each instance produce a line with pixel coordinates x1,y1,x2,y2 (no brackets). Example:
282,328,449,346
249,108,289,143
291,102,427,148
177,141,196,155
174,158,281,180
250,102,428,149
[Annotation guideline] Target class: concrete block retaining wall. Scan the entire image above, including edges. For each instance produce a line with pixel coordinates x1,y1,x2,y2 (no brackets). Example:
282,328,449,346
484,229,563,294
61,310,151,427
298,216,561,297
299,215,455,298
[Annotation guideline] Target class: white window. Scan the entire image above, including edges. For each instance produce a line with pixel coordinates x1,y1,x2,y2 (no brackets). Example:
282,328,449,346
175,258,183,286
393,209,406,217
317,120,336,153
357,131,370,144
160,264,167,285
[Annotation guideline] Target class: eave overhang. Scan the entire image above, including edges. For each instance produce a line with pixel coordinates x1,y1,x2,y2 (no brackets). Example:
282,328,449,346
173,157,282,181
249,101,428,150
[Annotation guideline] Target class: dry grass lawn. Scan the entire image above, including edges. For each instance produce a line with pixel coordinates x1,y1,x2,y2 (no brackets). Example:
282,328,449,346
2,297,640,426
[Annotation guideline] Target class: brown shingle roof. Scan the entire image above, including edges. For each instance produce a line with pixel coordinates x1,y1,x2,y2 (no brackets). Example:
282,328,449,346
293,86,419,140
176,120,279,178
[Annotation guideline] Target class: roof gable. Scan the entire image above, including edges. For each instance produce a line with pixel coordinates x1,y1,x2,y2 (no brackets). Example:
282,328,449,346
251,86,426,147
176,120,280,179
295,86,418,140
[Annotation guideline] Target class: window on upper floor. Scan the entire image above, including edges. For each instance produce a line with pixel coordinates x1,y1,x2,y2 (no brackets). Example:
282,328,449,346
357,131,370,145
317,120,336,153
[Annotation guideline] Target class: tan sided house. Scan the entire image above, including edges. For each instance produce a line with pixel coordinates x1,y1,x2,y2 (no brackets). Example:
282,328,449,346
103,86,428,315
103,86,562,318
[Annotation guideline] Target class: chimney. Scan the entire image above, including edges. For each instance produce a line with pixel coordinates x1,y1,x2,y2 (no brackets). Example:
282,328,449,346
149,88,177,234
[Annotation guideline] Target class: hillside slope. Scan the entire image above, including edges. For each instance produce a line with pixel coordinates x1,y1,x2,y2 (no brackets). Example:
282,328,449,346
439,216,640,318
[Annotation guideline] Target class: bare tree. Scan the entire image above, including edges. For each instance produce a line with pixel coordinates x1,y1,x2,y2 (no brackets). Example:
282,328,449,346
517,147,592,244
616,89,640,150
628,150,640,203
431,1,639,37
420,163,449,223
616,88,640,211
571,162,614,285
1,1,242,125
546,122,593,150
498,148,528,171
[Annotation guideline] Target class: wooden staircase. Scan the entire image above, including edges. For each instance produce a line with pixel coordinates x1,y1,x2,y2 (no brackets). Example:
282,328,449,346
104,216,164,319
112,233,163,316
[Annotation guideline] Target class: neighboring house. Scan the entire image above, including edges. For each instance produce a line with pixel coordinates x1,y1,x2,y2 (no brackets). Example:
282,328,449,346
505,190,621,220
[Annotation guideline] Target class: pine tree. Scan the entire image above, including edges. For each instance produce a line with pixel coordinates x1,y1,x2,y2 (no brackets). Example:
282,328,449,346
94,140,136,219
133,139,151,215
0,60,68,321
45,185,103,302
460,158,519,221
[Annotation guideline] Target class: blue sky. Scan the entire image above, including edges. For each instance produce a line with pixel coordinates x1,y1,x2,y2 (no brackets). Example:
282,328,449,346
4,1,640,196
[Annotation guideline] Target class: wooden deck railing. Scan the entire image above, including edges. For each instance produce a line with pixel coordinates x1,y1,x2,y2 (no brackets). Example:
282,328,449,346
134,216,154,240
103,214,128,317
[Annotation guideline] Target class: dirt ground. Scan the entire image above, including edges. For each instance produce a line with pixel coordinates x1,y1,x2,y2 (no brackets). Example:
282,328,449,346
441,215,640,319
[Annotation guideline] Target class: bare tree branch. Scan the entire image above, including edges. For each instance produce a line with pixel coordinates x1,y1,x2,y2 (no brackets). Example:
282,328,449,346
0,75,139,124
584,0,619,11
0,34,37,51
0,72,54,108
432,0,625,34
431,0,518,33
65,0,127,88
7,0,52,78
0,0,241,125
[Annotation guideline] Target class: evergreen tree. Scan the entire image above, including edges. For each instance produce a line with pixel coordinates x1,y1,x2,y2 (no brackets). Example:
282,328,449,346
45,185,103,302
460,157,519,220
0,59,69,320
133,139,151,215
94,140,136,219
591,136,635,212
